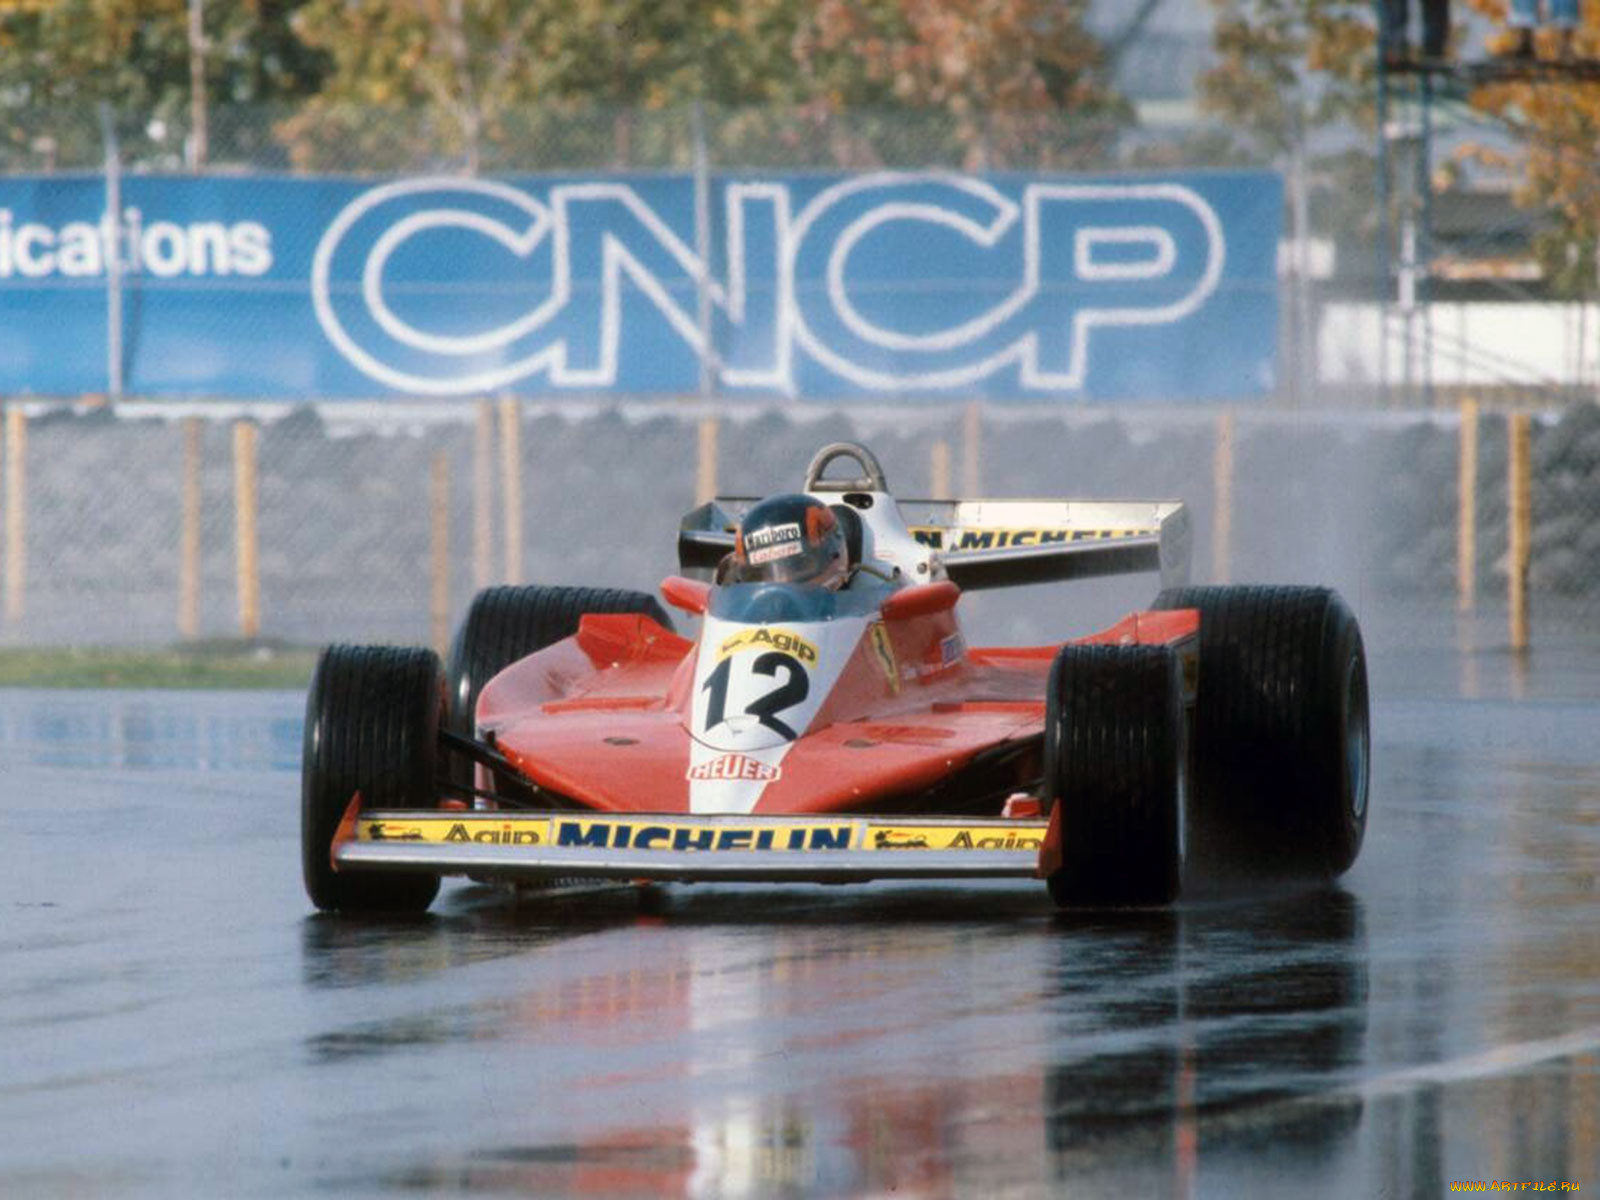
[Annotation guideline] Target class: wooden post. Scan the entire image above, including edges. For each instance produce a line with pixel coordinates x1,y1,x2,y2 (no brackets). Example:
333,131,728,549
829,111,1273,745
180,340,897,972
473,399,494,590
232,420,260,641
3,407,25,624
1507,411,1532,653
1211,409,1235,585
178,417,203,639
498,397,523,584
1457,398,1478,614
696,415,719,505
929,440,951,500
429,450,451,657
961,402,981,495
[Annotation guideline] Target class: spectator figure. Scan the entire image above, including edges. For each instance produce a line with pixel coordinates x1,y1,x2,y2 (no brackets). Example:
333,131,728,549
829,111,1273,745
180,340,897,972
1382,0,1451,66
1505,0,1580,60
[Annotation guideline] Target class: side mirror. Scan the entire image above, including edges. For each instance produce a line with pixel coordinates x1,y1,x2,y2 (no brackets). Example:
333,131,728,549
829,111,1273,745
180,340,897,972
660,575,710,615
880,581,960,621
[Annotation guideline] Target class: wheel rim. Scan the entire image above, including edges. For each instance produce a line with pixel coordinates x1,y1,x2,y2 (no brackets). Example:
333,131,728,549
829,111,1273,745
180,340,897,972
1344,653,1370,821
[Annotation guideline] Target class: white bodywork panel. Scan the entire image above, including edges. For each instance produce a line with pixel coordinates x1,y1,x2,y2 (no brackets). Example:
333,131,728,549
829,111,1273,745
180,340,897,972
687,613,870,814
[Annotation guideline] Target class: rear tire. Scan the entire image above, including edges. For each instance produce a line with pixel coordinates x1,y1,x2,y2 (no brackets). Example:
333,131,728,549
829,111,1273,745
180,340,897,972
302,644,444,914
1151,585,1369,880
1043,644,1184,907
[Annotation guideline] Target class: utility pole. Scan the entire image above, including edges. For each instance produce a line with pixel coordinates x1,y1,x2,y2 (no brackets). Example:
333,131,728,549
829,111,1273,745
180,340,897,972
188,0,208,168
98,104,123,401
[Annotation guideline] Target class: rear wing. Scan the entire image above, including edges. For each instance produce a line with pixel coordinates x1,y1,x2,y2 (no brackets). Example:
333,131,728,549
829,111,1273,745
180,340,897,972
897,498,1191,592
679,496,1191,593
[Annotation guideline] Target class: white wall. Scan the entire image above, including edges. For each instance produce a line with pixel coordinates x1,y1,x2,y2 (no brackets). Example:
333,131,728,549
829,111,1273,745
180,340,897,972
1319,302,1600,388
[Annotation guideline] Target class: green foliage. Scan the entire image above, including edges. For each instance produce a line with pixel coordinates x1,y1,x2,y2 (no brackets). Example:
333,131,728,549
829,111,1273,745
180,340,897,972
1195,0,1379,247
1459,2,1600,294
1198,0,1376,157
0,0,1128,172
0,0,327,169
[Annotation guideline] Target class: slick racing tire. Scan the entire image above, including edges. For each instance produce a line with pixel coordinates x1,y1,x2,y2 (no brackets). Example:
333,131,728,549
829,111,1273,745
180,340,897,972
1043,643,1184,907
302,644,444,915
1152,585,1369,880
445,585,674,738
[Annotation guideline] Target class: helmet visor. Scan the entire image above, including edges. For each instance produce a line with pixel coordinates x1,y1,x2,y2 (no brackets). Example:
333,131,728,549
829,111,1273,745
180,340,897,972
747,537,838,585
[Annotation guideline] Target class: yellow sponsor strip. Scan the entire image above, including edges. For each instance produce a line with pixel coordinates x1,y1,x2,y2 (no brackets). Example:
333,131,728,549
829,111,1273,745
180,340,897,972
360,816,852,852
358,816,1048,853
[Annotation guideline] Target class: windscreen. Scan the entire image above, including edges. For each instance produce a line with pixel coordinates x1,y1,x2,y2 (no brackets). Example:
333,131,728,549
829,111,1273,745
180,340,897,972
707,581,887,625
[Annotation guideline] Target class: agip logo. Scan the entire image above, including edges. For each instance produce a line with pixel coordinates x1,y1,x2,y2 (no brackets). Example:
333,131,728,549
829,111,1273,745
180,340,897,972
310,171,1279,401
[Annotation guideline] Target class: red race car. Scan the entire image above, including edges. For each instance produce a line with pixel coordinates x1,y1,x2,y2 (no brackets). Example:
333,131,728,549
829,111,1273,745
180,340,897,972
302,442,1369,913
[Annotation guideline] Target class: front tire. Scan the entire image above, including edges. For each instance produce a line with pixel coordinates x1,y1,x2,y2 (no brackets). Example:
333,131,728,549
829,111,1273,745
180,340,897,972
1152,585,1369,880
301,645,444,914
445,585,673,739
1043,643,1184,907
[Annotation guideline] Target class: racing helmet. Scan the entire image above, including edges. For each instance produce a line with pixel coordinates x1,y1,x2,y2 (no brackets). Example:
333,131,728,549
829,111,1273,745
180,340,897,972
735,494,849,589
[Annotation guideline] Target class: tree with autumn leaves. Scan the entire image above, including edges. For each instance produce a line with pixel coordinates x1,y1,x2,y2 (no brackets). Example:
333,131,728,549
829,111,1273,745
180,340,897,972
3,0,1595,289
0,0,325,168
1198,0,1600,297
1461,0,1600,295
0,0,1126,171
277,0,1128,170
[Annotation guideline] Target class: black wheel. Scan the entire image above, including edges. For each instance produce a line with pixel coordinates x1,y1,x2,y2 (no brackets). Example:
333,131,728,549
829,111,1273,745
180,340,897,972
445,585,674,738
1151,585,1369,880
302,644,444,914
1043,643,1184,907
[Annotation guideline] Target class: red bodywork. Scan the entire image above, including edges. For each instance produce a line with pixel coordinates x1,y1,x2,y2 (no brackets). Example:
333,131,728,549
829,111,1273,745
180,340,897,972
476,576,1199,820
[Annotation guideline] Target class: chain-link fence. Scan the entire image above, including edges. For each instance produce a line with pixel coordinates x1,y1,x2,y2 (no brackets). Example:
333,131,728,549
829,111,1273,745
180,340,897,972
4,398,1599,655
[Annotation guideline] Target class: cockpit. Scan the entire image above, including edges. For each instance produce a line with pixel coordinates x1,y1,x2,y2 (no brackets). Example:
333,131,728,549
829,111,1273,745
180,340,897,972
706,578,893,624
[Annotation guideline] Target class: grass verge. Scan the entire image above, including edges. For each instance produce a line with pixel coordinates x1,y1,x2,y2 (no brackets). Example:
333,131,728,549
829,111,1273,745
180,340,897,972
0,642,320,689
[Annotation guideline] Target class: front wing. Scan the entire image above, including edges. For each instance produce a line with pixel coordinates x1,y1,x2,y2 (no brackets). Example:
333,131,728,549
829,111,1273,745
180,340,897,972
336,810,1051,884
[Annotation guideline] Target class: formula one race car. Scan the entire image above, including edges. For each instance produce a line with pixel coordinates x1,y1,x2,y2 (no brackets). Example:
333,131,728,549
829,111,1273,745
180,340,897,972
302,442,1369,913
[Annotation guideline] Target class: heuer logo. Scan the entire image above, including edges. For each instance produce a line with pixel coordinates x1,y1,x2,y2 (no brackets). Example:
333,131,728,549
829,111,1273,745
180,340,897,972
688,754,780,782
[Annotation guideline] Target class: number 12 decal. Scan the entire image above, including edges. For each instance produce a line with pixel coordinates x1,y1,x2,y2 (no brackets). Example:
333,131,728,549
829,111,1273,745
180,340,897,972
701,651,811,740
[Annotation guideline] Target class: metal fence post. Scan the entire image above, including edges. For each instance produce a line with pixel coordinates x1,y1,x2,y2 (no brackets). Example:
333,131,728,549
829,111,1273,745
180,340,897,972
179,417,203,638
3,407,25,625
1507,412,1532,652
233,420,260,640
692,100,715,402
430,450,451,657
98,104,123,401
187,0,208,169
962,402,981,495
498,398,523,585
473,400,494,589
1456,398,1478,614
1286,113,1312,408
696,416,719,505
1211,409,1235,585
930,440,951,500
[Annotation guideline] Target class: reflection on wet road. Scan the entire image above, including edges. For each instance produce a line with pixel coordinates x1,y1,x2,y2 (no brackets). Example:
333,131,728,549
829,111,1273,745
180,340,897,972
1,667,1597,1197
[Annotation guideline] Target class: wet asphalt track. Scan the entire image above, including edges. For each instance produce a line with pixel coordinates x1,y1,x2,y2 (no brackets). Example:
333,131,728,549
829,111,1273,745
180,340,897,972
2,637,1598,1198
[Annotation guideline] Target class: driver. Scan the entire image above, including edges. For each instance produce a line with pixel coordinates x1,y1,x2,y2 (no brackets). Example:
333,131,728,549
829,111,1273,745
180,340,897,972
732,494,849,590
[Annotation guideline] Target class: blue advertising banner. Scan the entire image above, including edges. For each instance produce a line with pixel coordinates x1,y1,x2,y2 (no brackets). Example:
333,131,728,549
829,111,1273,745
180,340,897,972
0,170,1281,401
